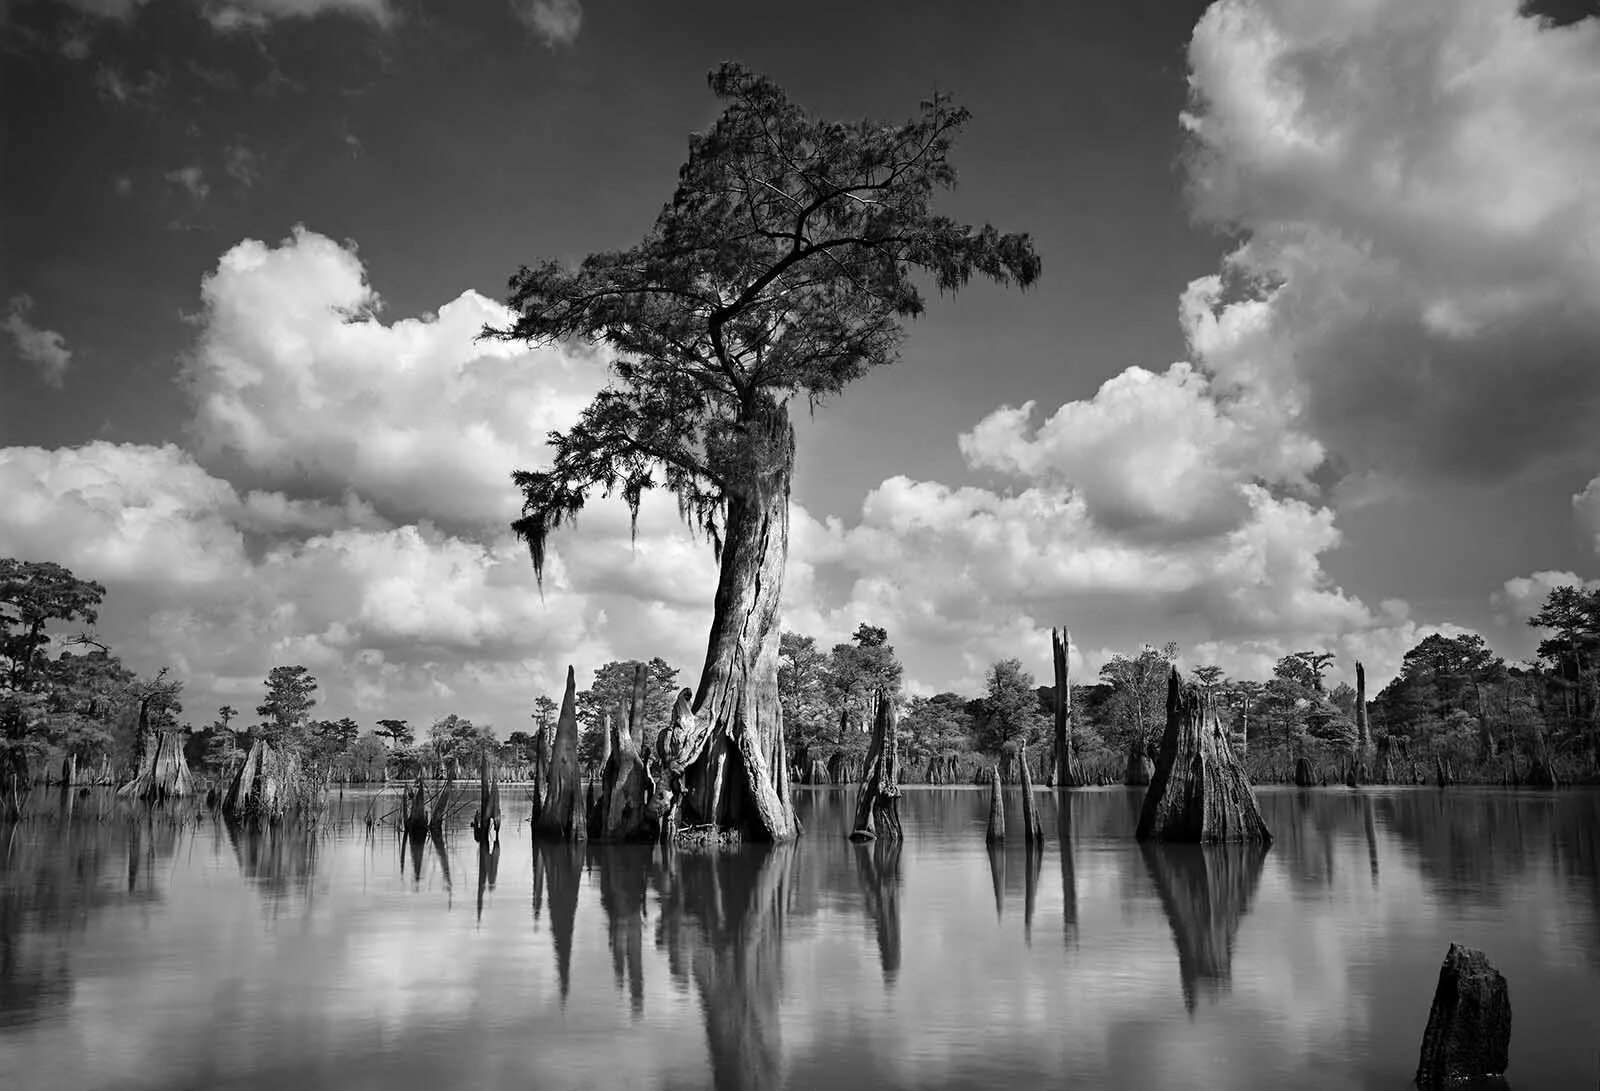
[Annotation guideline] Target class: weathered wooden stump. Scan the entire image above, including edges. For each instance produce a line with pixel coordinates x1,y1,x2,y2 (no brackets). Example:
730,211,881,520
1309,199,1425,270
1019,743,1042,847
593,662,657,842
1047,627,1083,788
118,730,194,803
534,666,586,841
985,765,1005,844
849,689,902,842
1415,943,1510,1088
1137,669,1272,843
1293,756,1315,788
471,753,501,843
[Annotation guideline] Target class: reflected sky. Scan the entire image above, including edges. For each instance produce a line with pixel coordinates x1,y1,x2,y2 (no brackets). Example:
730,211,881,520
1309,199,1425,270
1,786,1598,1089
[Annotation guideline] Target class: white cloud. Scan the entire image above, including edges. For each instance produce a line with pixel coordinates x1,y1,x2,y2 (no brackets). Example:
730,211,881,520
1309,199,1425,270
183,227,605,529
1575,474,1600,552
164,165,210,204
56,0,392,27
960,362,1323,542
1182,0,1600,483
4,295,72,387
510,0,582,46
0,441,718,731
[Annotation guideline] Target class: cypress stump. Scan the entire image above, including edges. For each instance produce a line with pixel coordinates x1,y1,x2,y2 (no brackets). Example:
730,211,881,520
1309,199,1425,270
1137,669,1272,843
1415,943,1511,1088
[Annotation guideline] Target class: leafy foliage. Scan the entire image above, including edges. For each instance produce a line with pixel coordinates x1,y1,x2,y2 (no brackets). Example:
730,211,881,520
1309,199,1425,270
490,63,1040,580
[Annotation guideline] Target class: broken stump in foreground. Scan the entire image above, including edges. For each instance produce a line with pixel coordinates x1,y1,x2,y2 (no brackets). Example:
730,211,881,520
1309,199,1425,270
1415,943,1510,1088
1137,669,1272,844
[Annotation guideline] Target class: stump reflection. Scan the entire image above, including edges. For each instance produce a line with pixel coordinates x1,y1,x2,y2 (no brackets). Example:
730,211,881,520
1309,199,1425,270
1141,841,1267,1013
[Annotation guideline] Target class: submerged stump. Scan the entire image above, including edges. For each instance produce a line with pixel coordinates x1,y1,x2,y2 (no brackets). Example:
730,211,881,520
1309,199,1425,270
1137,669,1272,844
1415,943,1511,1088
849,689,902,842
1019,743,1042,847
1293,756,1316,788
985,765,1005,844
534,666,586,841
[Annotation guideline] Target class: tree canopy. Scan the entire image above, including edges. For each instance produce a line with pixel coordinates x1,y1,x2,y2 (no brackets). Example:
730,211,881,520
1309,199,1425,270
490,62,1041,580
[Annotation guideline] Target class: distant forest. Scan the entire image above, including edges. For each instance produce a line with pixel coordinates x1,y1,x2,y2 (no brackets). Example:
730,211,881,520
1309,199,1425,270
3,555,1597,798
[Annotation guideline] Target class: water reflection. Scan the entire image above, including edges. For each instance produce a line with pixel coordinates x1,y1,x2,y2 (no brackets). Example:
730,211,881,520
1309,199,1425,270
595,843,651,1016
475,839,500,924
655,845,796,1091
1057,794,1079,949
851,839,902,985
536,839,584,1004
1141,842,1267,1013
1,789,1599,1089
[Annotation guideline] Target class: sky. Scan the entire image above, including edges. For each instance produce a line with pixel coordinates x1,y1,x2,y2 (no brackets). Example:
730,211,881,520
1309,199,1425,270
3,0,1600,736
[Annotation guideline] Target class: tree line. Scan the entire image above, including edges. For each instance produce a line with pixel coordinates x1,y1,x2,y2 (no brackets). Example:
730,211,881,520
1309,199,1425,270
5,554,1599,799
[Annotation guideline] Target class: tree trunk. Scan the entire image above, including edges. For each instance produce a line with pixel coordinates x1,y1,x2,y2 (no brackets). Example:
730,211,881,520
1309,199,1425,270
1293,756,1315,788
471,753,501,843
1049,627,1082,788
849,690,902,842
1355,661,1370,779
1415,943,1511,1088
1124,738,1153,786
596,663,658,841
657,405,796,842
1137,669,1272,843
985,765,1005,844
534,666,585,840
118,730,194,803
1019,743,1042,847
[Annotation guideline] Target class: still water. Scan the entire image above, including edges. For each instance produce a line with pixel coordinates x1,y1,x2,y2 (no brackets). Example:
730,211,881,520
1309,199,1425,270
2,786,1598,1090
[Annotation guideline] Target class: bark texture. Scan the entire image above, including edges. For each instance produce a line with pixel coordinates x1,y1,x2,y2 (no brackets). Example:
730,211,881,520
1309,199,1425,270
1415,943,1511,1088
471,754,501,843
1019,743,1043,847
1137,669,1273,844
221,739,309,821
117,730,193,803
534,666,585,840
848,690,902,842
594,662,658,841
985,765,1005,844
1048,627,1083,788
663,406,797,842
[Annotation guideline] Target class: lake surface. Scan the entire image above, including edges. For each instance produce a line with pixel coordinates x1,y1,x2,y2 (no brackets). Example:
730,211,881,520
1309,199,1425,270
2,786,1598,1090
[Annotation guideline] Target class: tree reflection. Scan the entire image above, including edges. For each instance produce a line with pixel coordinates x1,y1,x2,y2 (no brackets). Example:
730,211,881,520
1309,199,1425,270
595,843,652,1017
475,838,500,924
1141,841,1267,1013
537,839,584,1005
654,844,797,1091
224,818,319,899
852,837,902,986
1056,794,1078,949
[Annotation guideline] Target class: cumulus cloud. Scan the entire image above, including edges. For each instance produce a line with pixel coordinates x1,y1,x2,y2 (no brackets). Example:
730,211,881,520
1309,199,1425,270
511,0,582,46
0,441,719,730
4,295,72,387
961,362,1323,542
1182,0,1600,484
1575,475,1600,552
183,226,604,528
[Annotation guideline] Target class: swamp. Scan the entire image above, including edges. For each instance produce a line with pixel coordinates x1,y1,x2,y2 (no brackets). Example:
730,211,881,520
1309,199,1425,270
2,785,1598,1089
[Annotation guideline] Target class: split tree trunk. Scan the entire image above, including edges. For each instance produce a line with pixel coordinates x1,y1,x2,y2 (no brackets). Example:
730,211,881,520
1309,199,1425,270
1137,669,1272,843
534,666,585,840
658,404,797,843
849,690,902,842
1048,627,1082,788
594,661,657,841
118,730,194,803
